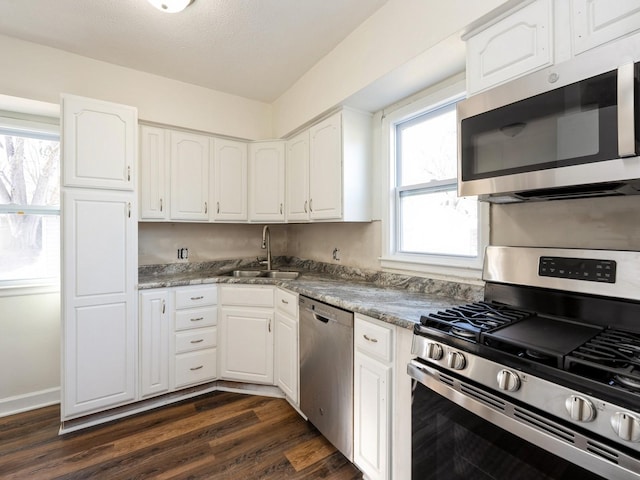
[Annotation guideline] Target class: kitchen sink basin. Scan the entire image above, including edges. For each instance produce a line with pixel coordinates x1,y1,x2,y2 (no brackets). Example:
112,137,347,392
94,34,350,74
226,269,299,279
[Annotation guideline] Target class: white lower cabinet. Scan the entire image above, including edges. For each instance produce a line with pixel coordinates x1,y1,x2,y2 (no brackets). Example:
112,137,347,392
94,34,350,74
274,288,299,406
219,285,274,384
171,285,218,388
354,314,393,480
139,290,170,398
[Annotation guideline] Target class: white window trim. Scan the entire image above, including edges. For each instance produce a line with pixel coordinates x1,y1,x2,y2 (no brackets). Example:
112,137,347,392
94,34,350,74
0,109,61,292
380,75,489,283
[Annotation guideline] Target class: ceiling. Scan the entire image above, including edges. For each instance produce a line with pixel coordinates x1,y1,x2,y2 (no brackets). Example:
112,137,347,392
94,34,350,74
0,0,388,103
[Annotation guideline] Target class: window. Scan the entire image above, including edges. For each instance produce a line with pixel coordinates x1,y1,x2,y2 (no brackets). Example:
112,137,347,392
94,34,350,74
382,79,488,279
0,117,60,286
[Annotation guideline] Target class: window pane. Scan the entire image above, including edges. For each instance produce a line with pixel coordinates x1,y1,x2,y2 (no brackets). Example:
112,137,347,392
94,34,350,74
399,189,478,257
0,134,60,207
0,213,60,283
397,104,457,186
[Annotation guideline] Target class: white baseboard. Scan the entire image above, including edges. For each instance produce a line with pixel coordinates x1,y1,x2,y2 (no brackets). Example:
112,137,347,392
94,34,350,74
0,387,60,418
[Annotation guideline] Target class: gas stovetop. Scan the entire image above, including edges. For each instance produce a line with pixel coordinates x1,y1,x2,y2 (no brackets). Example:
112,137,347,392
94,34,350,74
412,246,640,459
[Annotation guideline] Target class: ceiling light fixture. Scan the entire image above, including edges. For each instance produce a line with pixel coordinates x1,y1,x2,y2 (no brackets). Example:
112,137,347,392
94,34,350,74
147,0,194,13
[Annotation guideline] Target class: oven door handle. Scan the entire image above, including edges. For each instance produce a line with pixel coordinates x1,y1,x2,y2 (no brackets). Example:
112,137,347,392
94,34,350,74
407,360,434,386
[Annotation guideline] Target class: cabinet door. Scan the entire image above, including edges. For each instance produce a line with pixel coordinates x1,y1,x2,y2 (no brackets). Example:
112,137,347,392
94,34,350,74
285,131,310,221
249,141,285,222
354,352,391,480
465,0,552,95
212,138,247,221
139,290,170,398
309,112,342,220
139,125,169,220
62,189,137,418
219,307,274,384
170,131,210,221
572,0,640,55
275,311,298,405
62,94,137,190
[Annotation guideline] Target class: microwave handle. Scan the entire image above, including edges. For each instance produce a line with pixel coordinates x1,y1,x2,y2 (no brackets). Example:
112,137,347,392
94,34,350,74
618,62,636,158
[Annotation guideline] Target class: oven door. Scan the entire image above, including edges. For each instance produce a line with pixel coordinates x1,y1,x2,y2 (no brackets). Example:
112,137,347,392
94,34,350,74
408,360,639,480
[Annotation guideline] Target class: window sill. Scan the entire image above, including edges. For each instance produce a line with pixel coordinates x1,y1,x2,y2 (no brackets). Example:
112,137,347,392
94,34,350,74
0,282,60,297
380,255,484,285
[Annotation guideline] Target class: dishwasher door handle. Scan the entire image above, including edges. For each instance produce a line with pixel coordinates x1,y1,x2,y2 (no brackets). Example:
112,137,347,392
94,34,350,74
314,313,331,323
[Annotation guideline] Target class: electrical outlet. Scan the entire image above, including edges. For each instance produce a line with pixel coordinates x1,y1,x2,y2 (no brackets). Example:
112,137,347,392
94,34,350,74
332,247,341,261
177,247,189,261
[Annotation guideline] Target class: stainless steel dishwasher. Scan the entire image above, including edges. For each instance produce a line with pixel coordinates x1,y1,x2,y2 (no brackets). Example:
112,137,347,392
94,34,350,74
299,295,354,461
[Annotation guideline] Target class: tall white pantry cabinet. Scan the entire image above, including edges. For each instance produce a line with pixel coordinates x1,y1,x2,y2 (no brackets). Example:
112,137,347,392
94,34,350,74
61,94,139,420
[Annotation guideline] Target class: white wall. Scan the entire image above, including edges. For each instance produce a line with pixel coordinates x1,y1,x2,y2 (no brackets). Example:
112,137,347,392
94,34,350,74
0,34,272,140
139,223,288,265
0,290,60,417
272,0,507,137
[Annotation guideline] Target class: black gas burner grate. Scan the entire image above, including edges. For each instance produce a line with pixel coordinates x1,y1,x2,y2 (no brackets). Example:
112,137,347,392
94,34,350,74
566,329,640,391
420,301,533,342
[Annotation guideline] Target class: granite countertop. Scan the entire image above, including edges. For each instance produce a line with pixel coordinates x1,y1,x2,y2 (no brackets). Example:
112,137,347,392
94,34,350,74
138,257,484,330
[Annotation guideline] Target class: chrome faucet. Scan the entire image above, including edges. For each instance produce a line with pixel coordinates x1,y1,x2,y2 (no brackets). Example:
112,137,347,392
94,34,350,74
261,225,272,271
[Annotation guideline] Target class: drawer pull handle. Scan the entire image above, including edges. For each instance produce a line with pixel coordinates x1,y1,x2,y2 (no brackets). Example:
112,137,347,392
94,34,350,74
364,334,378,343
190,339,204,344
191,296,204,300
190,365,203,371
281,299,289,304
191,317,204,322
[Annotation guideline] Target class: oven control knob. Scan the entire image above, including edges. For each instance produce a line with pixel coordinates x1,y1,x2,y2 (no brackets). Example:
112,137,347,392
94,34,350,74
425,342,443,361
446,351,466,370
565,395,595,422
611,412,640,442
496,369,520,392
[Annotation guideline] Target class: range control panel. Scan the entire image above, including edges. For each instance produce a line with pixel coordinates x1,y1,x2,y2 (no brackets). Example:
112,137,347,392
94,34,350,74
539,256,616,283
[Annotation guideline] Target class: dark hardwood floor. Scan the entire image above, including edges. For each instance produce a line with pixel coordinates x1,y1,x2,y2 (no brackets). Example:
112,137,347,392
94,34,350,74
0,391,362,479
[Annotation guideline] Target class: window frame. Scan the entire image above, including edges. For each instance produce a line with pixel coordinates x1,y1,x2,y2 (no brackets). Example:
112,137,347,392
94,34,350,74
0,114,61,290
380,77,489,282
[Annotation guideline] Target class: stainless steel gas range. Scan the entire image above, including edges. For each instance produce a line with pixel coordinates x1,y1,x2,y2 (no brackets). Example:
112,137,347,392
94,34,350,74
408,246,640,480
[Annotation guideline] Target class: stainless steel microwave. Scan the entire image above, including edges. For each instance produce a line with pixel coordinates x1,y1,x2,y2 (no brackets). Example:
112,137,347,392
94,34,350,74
457,36,640,203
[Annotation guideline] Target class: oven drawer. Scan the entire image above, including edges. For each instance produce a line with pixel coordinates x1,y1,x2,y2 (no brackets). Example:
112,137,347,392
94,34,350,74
174,349,217,388
175,307,217,331
175,327,217,353
355,315,393,362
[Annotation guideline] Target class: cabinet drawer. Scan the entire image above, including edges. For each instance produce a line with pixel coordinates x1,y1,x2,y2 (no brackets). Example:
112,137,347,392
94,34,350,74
220,285,274,307
174,285,217,309
174,349,217,388
175,327,217,353
355,316,393,363
275,288,298,318
175,307,217,331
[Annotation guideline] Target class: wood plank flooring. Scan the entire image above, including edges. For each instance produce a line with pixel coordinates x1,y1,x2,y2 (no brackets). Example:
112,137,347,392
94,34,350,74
0,391,363,480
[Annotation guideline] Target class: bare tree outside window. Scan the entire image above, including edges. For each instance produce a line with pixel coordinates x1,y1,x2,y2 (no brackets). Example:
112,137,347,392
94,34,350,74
0,129,60,283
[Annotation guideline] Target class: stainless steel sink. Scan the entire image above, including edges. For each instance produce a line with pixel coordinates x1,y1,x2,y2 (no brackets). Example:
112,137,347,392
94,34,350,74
265,271,299,279
230,270,263,277
226,269,299,279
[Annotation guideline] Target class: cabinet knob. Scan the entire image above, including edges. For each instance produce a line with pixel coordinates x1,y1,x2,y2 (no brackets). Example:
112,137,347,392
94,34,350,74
304,200,308,213
128,202,131,218
205,201,208,214
309,199,313,212
363,334,378,343
217,202,220,214
280,203,283,215
159,198,163,212
127,165,131,181
281,299,289,304
190,365,203,371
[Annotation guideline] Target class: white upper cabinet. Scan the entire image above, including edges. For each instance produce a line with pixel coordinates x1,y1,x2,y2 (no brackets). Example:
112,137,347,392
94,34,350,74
309,113,343,220
212,138,248,221
285,131,310,221
464,0,553,95
170,130,210,221
286,109,372,222
465,0,640,96
139,125,169,220
571,0,640,54
249,141,285,222
62,94,137,190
